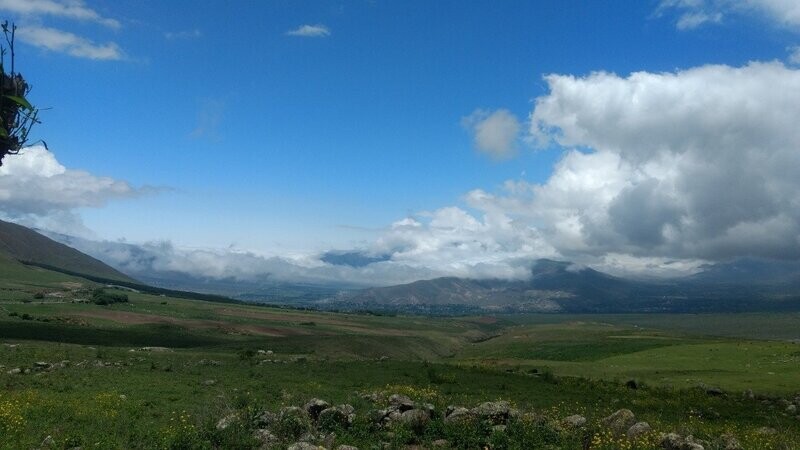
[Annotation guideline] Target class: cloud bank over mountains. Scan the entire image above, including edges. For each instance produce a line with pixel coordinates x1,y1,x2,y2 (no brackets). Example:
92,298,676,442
7,60,800,286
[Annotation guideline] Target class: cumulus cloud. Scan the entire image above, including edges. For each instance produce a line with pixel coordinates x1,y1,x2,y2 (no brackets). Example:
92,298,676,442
789,45,800,64
658,0,800,30
526,61,800,262
45,233,448,288
0,0,120,28
0,146,151,233
17,25,123,60
462,109,521,158
286,24,330,37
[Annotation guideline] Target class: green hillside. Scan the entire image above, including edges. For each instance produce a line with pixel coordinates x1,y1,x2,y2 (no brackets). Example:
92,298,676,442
0,219,135,283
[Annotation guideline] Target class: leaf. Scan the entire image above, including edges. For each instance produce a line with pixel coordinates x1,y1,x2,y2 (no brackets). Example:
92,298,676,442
4,95,33,110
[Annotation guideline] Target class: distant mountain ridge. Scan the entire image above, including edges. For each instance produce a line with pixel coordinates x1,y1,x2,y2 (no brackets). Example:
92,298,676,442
337,258,800,314
0,219,136,283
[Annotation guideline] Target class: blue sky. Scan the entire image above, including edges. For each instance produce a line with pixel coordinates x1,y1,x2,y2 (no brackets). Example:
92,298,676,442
2,0,800,284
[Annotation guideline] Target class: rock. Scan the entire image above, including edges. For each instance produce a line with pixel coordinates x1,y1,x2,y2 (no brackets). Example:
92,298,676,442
278,407,312,439
287,443,322,450
444,407,472,424
388,394,415,411
201,379,217,386
6,368,21,375
625,379,640,389
703,385,724,397
720,434,743,450
336,446,359,450
216,413,238,431
562,414,587,428
378,355,389,362
303,398,330,420
318,405,355,431
492,424,507,433
139,346,171,352
743,389,755,399
660,433,705,450
34,361,50,369
431,440,449,448
253,410,277,428
756,427,777,435
40,435,56,448
627,421,652,439
787,404,797,414
602,409,636,435
253,429,279,448
399,409,430,433
470,401,515,425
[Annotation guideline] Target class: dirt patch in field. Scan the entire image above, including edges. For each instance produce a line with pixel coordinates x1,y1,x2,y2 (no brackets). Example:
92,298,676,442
70,310,304,337
213,308,412,336
472,316,499,324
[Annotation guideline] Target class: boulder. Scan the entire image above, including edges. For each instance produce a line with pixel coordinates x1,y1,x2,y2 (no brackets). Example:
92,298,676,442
756,427,777,435
304,398,330,421
399,409,430,433
561,414,586,428
627,421,652,439
470,401,517,425
336,446,359,450
431,439,449,448
287,443,322,450
660,433,705,450
253,410,277,428
216,413,238,431
787,404,797,414
253,429,279,448
6,368,21,375
720,434,743,450
388,394,415,411
318,405,355,431
278,406,312,439
444,407,472,424
602,409,636,435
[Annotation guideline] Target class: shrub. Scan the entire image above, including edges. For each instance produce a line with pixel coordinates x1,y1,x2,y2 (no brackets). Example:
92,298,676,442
91,288,128,305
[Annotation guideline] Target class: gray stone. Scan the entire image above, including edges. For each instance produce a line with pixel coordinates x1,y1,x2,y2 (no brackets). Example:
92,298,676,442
287,443,321,450
470,401,513,425
388,394,415,411
336,446,359,450
627,421,652,439
444,407,471,424
562,414,586,428
304,398,330,420
431,440,449,448
216,413,238,431
602,409,636,435
253,429,279,448
6,368,21,375
399,409,430,432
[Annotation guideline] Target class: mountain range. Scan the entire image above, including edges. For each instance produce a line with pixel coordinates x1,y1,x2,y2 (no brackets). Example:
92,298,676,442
4,219,800,314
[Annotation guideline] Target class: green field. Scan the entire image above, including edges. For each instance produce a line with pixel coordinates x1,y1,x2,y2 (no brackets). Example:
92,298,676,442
1,260,799,449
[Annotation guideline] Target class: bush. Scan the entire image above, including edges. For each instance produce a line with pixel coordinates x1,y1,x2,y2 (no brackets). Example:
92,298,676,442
91,288,129,305
33,292,44,299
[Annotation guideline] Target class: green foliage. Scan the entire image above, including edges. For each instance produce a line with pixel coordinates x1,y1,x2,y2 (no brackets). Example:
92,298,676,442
91,288,129,305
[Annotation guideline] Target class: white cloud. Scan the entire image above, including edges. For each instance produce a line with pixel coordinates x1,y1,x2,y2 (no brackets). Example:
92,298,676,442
0,146,150,233
789,45,800,64
527,62,800,261
659,0,800,30
0,0,120,28
286,24,330,38
18,25,123,60
462,109,521,158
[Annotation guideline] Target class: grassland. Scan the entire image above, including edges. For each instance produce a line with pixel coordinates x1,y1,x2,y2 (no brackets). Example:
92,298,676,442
1,260,799,448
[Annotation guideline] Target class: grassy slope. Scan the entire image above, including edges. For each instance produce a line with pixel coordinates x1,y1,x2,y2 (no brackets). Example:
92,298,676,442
0,219,135,283
1,265,799,448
